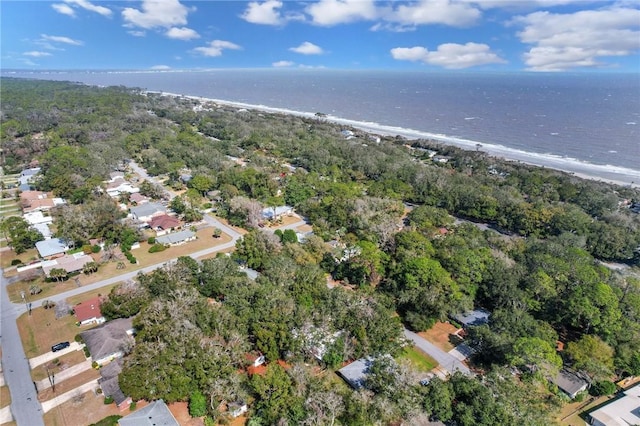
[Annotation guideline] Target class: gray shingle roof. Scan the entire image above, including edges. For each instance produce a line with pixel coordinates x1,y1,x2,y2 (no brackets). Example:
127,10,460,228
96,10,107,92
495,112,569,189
98,359,128,406
452,309,490,327
118,400,179,426
80,317,134,361
130,202,166,219
156,230,195,245
337,357,374,390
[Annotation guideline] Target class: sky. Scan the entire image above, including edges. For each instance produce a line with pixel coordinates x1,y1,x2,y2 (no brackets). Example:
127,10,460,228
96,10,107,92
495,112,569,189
1,0,639,72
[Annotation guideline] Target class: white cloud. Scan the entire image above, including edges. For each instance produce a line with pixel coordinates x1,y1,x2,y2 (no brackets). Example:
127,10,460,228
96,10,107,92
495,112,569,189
289,41,324,55
391,42,506,69
40,34,83,46
122,0,192,29
65,0,112,17
166,27,200,40
512,7,640,71
388,0,481,28
23,51,53,57
242,0,284,25
465,0,579,10
151,65,171,70
272,60,295,67
128,30,146,37
52,3,75,17
306,0,378,26
193,40,242,57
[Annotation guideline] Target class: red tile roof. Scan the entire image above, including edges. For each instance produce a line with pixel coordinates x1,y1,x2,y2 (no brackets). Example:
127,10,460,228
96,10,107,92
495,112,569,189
149,214,181,230
75,296,103,322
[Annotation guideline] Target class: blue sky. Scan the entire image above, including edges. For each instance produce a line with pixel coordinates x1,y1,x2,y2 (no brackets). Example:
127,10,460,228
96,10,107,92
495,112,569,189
2,0,639,72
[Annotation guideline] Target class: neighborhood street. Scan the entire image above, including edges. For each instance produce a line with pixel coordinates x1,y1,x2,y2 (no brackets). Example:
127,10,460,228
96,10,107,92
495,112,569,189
1,269,45,426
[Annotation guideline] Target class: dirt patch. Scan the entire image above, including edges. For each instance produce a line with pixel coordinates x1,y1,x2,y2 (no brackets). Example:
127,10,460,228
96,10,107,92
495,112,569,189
169,401,204,426
0,385,11,409
418,321,460,352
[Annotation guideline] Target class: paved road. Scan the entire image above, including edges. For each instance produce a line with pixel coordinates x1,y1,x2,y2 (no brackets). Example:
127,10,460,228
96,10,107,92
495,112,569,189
404,329,472,377
1,269,45,426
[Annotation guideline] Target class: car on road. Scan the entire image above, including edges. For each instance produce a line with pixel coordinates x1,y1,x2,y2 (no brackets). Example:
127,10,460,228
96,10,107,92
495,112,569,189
51,341,70,352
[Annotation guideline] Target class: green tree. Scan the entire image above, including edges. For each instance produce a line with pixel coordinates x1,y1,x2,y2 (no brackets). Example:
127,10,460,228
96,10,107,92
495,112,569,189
189,389,207,417
0,216,43,254
565,335,614,380
250,364,302,425
508,337,562,379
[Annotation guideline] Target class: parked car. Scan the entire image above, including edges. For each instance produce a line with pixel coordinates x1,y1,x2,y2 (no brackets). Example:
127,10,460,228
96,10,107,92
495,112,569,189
51,342,70,352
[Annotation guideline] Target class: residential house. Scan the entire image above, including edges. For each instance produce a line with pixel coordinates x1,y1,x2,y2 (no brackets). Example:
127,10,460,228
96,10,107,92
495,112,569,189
129,192,149,205
20,191,63,213
156,230,196,246
106,177,140,198
24,211,53,239
35,238,68,259
98,359,132,410
130,202,166,223
80,317,135,366
588,383,640,426
149,214,181,236
118,399,179,426
74,296,105,325
107,171,125,182
552,369,590,399
18,167,41,190
262,205,293,221
337,357,375,390
42,253,93,277
452,309,491,328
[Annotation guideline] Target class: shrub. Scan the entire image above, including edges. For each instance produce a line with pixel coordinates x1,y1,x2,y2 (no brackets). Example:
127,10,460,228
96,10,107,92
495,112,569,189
147,237,156,244
11,259,22,266
574,391,587,402
92,361,99,369
74,334,84,343
92,245,102,253
83,346,91,358
82,245,93,254
189,389,207,417
129,401,137,411
104,396,114,405
148,243,166,253
590,380,617,396
88,414,122,426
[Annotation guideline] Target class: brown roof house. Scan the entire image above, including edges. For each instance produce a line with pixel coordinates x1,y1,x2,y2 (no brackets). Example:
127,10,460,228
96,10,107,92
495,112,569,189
74,296,105,326
41,252,93,276
80,317,135,366
149,214,181,236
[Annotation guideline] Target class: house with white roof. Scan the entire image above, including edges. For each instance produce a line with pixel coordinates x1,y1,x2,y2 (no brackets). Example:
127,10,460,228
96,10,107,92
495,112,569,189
588,383,640,426
36,238,68,259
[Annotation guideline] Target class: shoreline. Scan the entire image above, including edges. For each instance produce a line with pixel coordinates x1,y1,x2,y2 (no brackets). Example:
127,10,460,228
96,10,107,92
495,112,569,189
154,91,640,189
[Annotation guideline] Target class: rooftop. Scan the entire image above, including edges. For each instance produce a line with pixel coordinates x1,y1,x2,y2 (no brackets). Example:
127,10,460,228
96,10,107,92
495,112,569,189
156,230,195,245
130,202,166,219
337,357,374,390
552,369,589,398
452,309,491,328
74,296,103,322
80,317,134,361
118,399,179,426
36,238,68,258
588,384,640,426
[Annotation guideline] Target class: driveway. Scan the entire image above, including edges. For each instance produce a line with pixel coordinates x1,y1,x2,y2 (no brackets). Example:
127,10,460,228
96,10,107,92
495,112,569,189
29,342,84,369
34,360,92,391
40,379,99,413
404,329,472,377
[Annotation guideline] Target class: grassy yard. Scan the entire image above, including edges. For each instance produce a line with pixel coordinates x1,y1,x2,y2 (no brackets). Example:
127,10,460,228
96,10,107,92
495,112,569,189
1,248,39,269
36,369,100,403
31,350,88,381
397,345,438,373
16,307,89,358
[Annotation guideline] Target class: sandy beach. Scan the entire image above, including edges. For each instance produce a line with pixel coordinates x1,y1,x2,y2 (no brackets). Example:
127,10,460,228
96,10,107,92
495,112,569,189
159,92,640,189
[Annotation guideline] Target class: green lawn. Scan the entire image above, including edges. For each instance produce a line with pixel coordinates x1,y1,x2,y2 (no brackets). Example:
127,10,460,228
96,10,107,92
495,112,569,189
397,345,438,372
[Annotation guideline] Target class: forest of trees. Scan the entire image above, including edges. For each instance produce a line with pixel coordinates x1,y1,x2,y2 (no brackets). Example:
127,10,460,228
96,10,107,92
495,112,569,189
2,78,640,425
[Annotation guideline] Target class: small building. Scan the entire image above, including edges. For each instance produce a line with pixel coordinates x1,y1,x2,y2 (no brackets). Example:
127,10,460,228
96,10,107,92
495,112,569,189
245,352,266,368
106,178,139,198
156,230,196,246
452,309,491,328
80,317,135,366
337,357,374,390
228,401,248,418
36,238,68,259
98,358,132,410
41,253,93,277
149,214,181,236
74,296,105,325
130,202,166,222
118,399,179,426
552,369,589,399
18,167,41,189
23,211,53,226
588,383,640,426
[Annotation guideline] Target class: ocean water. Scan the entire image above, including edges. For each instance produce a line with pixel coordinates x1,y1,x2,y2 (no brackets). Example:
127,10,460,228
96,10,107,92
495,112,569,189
4,69,640,185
